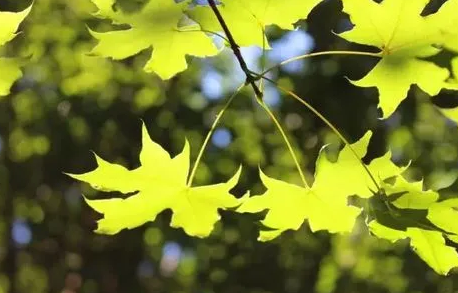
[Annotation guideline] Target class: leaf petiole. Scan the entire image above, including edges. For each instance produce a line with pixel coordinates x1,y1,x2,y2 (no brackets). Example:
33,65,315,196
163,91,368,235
176,27,230,44
260,50,382,76
255,74,382,192
257,100,310,189
187,83,246,187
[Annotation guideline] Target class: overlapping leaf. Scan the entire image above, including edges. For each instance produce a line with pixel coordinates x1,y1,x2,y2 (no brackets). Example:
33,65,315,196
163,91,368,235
339,0,458,118
88,0,218,79
188,0,322,47
428,198,458,242
437,57,458,123
368,177,458,275
237,131,403,241
0,5,31,96
67,123,243,237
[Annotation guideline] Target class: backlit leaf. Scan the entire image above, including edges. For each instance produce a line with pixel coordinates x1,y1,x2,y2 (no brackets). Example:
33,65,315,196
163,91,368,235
188,0,322,47
0,58,23,96
237,131,404,241
368,179,458,275
0,5,32,96
438,57,458,124
68,123,243,237
88,0,218,79
428,198,458,236
339,0,458,118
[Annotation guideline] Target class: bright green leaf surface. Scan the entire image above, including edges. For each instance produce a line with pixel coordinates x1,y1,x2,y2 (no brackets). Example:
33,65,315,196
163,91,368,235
0,5,32,46
444,57,458,91
237,131,404,241
89,0,218,79
68,123,243,237
90,0,116,18
439,58,458,123
407,228,458,275
0,5,31,97
382,176,438,209
428,0,458,53
428,198,458,235
369,221,458,275
0,58,23,96
368,220,407,242
339,0,456,118
188,0,322,47
368,177,458,275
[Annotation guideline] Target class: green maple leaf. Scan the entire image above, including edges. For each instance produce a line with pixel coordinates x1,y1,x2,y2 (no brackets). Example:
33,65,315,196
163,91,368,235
368,177,458,275
67,123,243,237
0,5,31,96
428,0,458,53
438,57,458,124
188,0,322,47
88,0,218,79
237,131,403,241
383,176,438,209
428,198,458,237
370,221,458,275
339,0,458,118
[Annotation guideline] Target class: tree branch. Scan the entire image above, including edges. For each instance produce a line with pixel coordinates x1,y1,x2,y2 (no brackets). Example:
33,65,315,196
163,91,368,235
206,0,263,100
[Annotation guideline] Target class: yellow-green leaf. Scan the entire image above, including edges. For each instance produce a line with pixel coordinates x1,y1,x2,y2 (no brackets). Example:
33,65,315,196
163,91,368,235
428,0,458,53
369,220,458,275
0,58,23,96
0,5,31,46
438,58,458,124
0,5,31,97
67,123,243,237
427,198,458,235
339,0,457,118
237,131,404,241
188,0,322,47
382,176,438,209
408,228,458,275
90,0,116,18
89,0,218,79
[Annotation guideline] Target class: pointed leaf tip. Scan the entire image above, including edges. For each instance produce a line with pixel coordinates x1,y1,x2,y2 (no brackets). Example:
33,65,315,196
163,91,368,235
68,124,244,238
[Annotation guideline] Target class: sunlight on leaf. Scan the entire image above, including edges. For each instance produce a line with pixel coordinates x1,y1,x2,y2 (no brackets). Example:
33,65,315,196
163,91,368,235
188,0,322,47
88,0,218,79
237,131,404,241
428,198,458,236
368,178,458,275
67,123,243,237
339,0,458,118
0,5,32,96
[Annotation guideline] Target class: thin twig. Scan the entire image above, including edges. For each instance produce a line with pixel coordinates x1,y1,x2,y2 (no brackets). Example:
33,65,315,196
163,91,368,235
187,84,246,187
255,73,382,192
260,50,382,76
258,100,310,189
206,0,263,100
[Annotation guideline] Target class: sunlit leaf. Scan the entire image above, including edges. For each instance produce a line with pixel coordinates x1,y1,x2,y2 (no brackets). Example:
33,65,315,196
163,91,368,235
68,123,243,237
0,5,31,46
237,131,404,241
188,0,322,47
0,5,32,96
88,0,218,79
382,176,438,209
0,58,23,96
427,198,458,236
339,0,458,118
368,178,458,275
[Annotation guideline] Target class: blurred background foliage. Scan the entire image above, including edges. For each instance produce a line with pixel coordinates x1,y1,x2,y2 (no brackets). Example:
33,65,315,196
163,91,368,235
1,0,458,292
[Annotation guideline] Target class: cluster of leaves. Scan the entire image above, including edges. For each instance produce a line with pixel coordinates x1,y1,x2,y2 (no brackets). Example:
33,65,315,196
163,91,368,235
3,0,458,277
60,0,458,276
